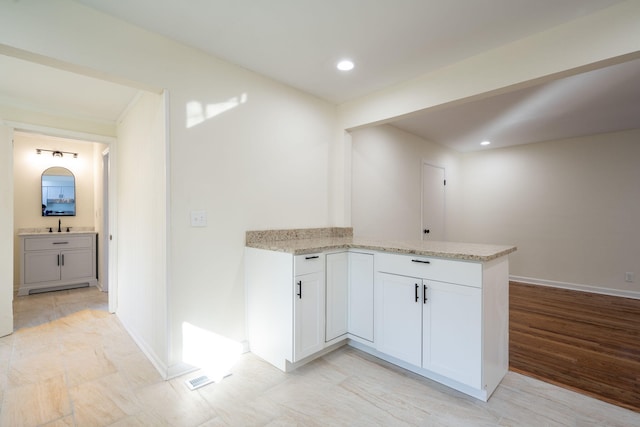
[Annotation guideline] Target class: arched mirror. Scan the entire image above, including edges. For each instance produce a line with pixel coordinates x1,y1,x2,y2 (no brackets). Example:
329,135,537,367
41,167,76,216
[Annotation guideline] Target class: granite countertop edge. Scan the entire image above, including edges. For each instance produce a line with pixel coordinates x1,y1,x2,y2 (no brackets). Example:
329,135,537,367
18,231,98,236
247,237,517,262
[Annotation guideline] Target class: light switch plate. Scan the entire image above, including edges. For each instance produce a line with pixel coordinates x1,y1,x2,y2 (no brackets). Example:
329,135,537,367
190,210,207,227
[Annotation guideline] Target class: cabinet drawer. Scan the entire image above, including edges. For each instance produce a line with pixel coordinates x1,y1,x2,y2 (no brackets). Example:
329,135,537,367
375,252,481,288
25,236,93,251
294,253,325,276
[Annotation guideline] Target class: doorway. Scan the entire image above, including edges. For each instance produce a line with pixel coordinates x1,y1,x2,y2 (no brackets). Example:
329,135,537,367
10,128,116,320
421,162,445,240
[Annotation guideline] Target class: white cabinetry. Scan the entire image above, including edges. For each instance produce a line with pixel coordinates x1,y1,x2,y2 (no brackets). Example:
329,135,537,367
424,280,481,388
376,273,423,366
294,255,325,360
375,273,481,387
325,251,375,343
19,233,97,296
374,252,507,400
325,252,348,341
246,244,508,401
245,248,326,371
348,252,374,342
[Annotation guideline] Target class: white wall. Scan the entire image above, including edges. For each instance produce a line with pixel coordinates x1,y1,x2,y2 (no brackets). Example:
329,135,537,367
0,0,341,377
351,125,462,240
12,133,99,293
351,125,640,296
460,129,640,294
167,66,338,369
115,91,169,374
0,125,13,337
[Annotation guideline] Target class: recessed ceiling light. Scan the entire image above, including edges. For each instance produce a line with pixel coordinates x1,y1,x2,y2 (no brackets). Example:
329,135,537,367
480,140,491,146
337,60,354,71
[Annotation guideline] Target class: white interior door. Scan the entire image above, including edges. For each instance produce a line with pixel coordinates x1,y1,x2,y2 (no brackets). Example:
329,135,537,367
422,163,445,240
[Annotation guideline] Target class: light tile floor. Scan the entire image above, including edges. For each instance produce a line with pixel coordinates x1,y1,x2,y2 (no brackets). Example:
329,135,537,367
1,287,639,426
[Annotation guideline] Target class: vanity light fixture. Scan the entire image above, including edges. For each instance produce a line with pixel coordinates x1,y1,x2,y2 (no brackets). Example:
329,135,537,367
36,148,78,158
480,140,491,146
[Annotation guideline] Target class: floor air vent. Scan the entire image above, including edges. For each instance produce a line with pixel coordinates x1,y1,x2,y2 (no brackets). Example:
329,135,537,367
185,375,215,391
185,372,231,391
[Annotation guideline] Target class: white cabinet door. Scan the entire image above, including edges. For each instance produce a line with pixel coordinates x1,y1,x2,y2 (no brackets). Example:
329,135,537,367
348,252,374,342
61,249,94,281
375,273,422,367
294,271,325,361
24,251,60,284
326,252,349,341
423,280,482,388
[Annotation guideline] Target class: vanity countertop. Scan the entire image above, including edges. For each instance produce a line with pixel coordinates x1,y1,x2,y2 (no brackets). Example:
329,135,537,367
246,228,516,262
18,229,97,236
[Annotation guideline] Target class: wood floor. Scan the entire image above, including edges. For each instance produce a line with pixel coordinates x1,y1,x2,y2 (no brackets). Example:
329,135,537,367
509,281,640,412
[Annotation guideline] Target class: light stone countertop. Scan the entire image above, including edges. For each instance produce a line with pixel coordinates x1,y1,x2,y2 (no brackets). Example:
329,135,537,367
247,235,516,262
18,231,98,236
18,227,97,236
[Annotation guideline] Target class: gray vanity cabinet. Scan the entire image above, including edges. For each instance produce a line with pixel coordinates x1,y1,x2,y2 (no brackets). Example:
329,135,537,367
19,233,97,295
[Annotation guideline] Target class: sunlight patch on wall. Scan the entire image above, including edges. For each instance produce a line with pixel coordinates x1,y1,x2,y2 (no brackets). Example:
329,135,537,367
182,321,243,381
186,93,247,128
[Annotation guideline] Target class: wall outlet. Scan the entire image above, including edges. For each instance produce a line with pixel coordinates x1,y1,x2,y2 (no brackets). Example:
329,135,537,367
190,210,207,227
625,272,635,283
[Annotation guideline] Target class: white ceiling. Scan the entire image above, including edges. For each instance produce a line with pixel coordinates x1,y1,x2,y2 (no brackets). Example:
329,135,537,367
2,0,639,152
391,58,640,151
74,0,625,105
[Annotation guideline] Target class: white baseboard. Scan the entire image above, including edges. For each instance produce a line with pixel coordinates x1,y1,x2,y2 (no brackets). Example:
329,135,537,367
510,275,640,300
119,319,171,380
166,362,198,380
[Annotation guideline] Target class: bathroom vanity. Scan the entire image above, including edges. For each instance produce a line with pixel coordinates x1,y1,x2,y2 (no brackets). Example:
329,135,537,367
18,232,97,296
245,228,516,401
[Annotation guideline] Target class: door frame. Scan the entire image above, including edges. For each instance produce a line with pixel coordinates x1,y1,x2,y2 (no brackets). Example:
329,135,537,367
101,148,110,294
5,121,118,314
0,124,13,336
103,144,118,314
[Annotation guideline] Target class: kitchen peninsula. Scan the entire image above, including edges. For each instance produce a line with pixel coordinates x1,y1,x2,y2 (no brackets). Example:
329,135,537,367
245,227,516,401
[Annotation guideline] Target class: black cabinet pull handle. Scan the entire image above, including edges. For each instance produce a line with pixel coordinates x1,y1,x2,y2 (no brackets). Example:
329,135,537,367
53,242,69,245
57,254,60,266
305,255,319,260
411,259,430,264
415,283,419,302
297,280,302,299
424,284,428,304
62,254,65,266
